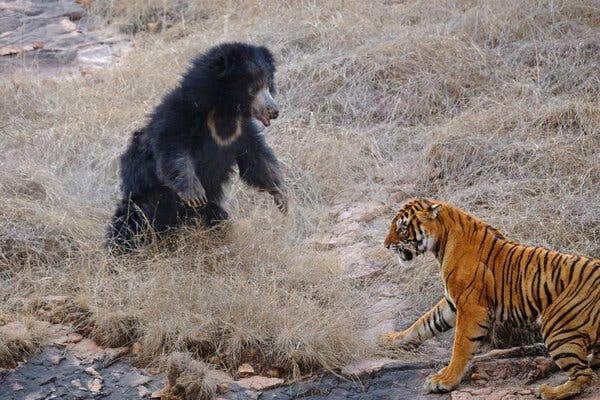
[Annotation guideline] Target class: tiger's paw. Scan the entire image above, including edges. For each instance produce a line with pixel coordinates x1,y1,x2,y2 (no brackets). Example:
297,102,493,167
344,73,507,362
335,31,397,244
535,385,554,399
378,331,405,344
377,331,418,350
535,383,584,400
424,372,458,393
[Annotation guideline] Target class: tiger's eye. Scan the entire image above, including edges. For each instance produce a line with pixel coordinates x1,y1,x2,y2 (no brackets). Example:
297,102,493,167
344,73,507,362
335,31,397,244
396,220,407,234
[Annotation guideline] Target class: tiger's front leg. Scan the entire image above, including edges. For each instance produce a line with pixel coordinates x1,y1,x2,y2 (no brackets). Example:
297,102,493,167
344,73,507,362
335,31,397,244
379,297,456,348
426,305,489,393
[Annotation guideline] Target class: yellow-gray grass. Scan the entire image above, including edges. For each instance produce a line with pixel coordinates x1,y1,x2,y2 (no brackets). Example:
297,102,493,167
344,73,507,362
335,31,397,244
0,0,598,375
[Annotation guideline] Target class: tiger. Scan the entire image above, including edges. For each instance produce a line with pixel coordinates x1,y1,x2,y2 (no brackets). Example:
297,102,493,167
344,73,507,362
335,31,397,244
379,198,600,400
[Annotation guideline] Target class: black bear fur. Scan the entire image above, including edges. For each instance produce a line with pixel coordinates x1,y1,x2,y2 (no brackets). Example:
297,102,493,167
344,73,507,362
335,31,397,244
106,42,286,252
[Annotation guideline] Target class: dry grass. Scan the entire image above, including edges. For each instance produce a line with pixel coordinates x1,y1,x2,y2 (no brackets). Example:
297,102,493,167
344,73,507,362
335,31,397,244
163,352,215,400
0,0,598,376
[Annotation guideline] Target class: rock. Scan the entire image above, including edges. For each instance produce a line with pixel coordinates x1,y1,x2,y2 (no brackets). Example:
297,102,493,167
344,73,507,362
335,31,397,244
53,18,76,33
342,357,398,376
84,366,101,377
150,389,163,398
237,363,255,378
53,332,83,347
0,45,19,55
49,354,63,365
12,382,24,391
121,370,152,387
70,379,83,389
0,1,43,16
138,385,151,397
24,389,52,400
88,377,102,394
77,44,114,69
237,376,284,391
67,338,104,363
0,0,128,73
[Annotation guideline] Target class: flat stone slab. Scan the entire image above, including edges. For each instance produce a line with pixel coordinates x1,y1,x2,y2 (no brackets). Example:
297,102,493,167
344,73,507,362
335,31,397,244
0,0,128,73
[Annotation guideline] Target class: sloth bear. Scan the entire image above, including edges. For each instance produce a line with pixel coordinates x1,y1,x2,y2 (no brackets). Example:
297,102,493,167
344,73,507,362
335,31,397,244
106,42,287,252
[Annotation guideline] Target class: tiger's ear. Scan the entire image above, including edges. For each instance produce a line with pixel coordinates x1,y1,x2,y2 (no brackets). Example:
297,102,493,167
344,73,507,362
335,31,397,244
429,203,442,218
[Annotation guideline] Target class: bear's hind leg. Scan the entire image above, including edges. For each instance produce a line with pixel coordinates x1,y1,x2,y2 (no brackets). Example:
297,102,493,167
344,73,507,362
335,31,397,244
197,202,229,228
106,198,151,253
106,188,180,252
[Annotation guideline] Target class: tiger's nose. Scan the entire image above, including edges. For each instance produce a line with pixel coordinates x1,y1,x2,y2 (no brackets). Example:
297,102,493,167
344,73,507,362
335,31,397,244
384,242,390,249
270,108,279,119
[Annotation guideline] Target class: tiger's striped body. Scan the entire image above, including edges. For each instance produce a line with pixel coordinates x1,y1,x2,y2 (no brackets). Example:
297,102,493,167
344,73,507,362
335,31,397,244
380,199,600,400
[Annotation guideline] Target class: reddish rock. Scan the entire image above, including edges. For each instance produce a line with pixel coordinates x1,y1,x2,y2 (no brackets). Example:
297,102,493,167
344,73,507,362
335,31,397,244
237,363,255,378
88,377,102,393
236,376,284,391
67,338,104,363
53,333,83,347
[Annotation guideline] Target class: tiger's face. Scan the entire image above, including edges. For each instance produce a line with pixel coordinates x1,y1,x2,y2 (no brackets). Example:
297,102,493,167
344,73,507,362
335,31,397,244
384,199,442,266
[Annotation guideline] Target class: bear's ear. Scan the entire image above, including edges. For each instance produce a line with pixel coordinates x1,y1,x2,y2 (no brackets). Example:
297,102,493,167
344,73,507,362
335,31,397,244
258,46,275,64
258,46,276,72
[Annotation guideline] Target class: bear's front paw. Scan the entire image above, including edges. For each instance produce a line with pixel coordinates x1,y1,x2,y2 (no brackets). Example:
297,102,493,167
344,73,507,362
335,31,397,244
424,371,457,393
177,180,207,208
272,190,288,214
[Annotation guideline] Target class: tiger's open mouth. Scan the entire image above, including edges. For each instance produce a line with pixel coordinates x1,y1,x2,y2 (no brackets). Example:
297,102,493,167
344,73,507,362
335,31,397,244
389,244,415,262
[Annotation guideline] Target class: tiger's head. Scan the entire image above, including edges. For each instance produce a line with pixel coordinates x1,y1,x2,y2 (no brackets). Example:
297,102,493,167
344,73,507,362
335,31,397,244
384,199,442,266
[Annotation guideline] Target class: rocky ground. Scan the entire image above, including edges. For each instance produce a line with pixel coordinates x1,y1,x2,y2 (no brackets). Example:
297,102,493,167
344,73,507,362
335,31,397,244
0,0,128,74
2,1,600,400
3,335,600,400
